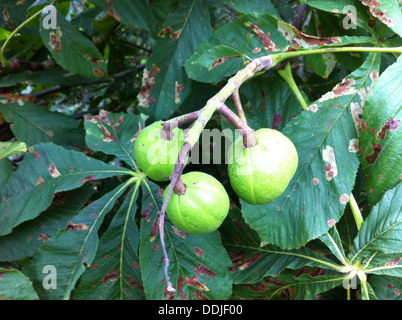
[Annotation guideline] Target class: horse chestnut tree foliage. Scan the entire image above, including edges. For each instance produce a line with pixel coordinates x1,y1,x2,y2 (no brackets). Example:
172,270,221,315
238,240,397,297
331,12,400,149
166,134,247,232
0,0,401,301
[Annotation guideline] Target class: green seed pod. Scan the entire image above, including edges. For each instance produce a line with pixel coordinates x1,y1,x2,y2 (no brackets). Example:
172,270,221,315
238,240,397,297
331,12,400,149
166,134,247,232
228,128,298,205
163,172,230,235
134,121,184,182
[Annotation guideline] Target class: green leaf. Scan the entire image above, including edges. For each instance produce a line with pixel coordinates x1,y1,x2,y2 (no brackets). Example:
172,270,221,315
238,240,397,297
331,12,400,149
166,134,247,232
240,52,381,249
0,100,85,148
74,184,145,300
221,206,344,284
0,143,131,237
22,180,133,300
232,271,344,300
39,6,107,78
302,0,373,32
137,0,212,120
369,274,402,300
90,0,159,36
185,13,373,83
139,180,233,300
0,141,27,160
0,159,13,188
358,55,402,206
223,0,280,17
350,183,402,275
319,227,348,266
0,268,39,300
84,111,144,170
0,185,94,262
360,0,402,37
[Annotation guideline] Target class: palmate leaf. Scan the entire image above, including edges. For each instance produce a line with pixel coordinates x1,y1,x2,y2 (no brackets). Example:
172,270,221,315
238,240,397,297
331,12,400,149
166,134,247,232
74,184,145,300
137,0,212,120
0,99,84,148
0,185,94,262
22,180,133,300
84,111,144,170
349,183,402,277
39,6,107,78
220,206,343,285
0,142,132,237
240,52,381,249
232,271,344,300
139,180,233,300
0,268,38,300
358,55,402,206
185,13,373,84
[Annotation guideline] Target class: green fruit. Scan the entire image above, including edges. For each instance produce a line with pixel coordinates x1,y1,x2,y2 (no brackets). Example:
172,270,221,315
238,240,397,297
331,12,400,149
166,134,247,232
228,128,298,205
163,172,230,235
134,121,184,182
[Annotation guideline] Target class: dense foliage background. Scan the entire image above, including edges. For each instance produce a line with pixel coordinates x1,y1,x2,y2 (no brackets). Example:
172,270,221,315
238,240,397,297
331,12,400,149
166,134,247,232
0,0,401,300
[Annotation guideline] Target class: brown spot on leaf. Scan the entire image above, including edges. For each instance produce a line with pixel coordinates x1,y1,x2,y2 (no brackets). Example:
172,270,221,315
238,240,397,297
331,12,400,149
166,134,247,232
38,233,48,242
158,26,172,38
307,104,318,112
385,257,402,267
49,27,62,53
36,177,45,185
194,264,216,278
174,81,184,104
312,178,319,185
208,55,241,71
376,119,400,140
142,203,152,222
177,277,187,300
361,0,396,27
104,1,120,21
272,111,282,130
327,219,336,227
66,222,89,230
138,64,160,108
195,247,204,258
339,194,349,204
80,175,96,184
102,269,119,283
348,139,359,153
364,143,382,164
245,22,279,52
49,163,61,178
170,29,182,39
186,275,209,291
322,146,338,181
128,277,143,289
149,210,161,242
28,147,40,159
319,78,356,102
3,8,15,29
239,252,261,270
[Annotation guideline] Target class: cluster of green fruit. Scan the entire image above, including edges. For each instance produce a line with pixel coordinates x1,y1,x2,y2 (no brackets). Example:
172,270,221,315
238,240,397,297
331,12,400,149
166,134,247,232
134,121,298,235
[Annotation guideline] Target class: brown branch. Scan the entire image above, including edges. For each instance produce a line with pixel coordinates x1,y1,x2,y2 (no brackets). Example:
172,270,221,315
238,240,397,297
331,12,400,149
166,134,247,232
0,58,56,73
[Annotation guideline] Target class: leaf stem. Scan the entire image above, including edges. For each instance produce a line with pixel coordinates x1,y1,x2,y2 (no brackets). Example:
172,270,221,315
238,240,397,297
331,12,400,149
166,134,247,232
277,62,309,110
271,46,402,67
349,193,363,231
0,9,43,68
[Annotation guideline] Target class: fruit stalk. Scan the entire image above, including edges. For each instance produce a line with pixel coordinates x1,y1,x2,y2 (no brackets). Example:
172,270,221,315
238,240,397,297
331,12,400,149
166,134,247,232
217,103,257,147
